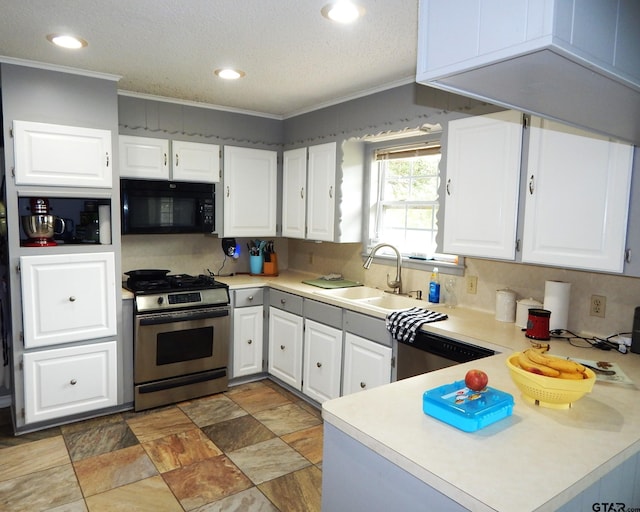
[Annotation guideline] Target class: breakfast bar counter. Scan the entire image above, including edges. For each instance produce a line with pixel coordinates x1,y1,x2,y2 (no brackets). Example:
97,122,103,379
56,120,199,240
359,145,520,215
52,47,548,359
321,349,640,512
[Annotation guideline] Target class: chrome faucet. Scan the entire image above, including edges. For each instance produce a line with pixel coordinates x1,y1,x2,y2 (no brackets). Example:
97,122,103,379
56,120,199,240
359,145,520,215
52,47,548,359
363,243,402,294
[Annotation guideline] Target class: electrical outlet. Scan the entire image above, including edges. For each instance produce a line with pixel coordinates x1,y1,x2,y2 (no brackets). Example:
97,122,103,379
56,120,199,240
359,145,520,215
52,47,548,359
466,275,478,295
590,295,606,318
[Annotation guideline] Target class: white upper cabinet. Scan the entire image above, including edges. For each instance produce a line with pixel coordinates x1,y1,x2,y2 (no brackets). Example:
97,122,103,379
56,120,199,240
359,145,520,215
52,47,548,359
119,136,219,182
222,146,277,237
443,111,523,260
282,147,308,239
521,118,634,273
20,252,118,348
119,135,170,180
172,140,220,183
306,142,337,241
13,120,112,188
416,0,640,144
281,140,363,242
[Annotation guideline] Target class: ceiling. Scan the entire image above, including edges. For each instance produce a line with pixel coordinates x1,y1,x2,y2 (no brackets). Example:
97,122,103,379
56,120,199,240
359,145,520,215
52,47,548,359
0,0,419,119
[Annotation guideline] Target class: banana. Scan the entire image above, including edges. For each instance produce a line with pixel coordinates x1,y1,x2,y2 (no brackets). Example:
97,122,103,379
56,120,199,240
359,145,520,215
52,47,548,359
557,370,587,380
525,348,586,374
517,351,560,377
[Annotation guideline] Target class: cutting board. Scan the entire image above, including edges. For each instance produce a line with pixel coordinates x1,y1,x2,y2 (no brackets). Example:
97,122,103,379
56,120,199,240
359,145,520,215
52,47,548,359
302,279,363,289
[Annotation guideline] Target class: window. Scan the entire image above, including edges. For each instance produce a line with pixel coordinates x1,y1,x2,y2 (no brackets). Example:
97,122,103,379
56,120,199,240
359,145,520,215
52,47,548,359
368,140,441,257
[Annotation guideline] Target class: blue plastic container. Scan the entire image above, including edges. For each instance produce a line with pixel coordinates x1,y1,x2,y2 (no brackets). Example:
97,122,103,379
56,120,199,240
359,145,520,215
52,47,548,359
422,380,514,432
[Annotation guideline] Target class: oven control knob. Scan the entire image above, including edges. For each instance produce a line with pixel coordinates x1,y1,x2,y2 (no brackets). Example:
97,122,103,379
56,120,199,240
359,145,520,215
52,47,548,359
157,297,164,305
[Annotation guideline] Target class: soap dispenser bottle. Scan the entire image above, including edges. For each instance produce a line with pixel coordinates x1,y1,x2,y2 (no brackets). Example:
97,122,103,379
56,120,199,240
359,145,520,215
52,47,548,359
428,267,440,303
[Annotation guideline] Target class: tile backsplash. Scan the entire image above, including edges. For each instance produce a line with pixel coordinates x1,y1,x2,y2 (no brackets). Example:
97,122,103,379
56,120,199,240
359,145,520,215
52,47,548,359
288,239,640,339
122,235,640,339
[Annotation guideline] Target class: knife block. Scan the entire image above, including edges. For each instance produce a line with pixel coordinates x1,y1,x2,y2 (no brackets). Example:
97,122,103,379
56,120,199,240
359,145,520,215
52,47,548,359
263,253,278,276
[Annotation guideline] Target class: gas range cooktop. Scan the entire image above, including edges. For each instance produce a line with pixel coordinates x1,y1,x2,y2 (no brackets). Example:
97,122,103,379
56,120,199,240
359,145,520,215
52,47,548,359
126,273,227,293
125,271,230,313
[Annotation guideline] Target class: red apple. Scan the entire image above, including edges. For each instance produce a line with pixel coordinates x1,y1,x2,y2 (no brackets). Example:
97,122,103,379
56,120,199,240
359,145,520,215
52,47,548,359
465,369,489,391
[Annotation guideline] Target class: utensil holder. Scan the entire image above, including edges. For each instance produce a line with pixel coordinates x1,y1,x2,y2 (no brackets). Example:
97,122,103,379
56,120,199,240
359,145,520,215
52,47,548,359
249,254,263,275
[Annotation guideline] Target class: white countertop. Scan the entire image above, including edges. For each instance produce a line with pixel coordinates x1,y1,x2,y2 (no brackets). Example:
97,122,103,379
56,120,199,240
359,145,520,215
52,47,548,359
216,271,640,512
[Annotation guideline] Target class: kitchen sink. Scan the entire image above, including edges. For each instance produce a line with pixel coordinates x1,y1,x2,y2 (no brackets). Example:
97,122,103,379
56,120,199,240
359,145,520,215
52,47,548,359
315,286,438,313
355,294,437,312
314,286,386,300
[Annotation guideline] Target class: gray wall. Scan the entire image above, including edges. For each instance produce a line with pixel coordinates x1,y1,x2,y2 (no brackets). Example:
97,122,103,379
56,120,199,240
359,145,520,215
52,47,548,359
118,95,283,149
283,82,499,147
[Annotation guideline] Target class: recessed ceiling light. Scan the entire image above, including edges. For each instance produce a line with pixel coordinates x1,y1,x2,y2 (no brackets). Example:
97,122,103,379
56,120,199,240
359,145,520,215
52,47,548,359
46,33,88,49
321,1,364,23
214,68,246,80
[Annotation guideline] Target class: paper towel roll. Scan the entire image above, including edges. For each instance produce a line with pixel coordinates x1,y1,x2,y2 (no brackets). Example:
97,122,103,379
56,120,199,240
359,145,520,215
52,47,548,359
98,205,111,245
495,289,516,322
543,280,571,331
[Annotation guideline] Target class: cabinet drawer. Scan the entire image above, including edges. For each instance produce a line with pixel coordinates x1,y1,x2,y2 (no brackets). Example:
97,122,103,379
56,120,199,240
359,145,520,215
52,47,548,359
235,288,264,307
304,299,342,330
344,310,391,347
269,290,303,316
23,340,118,424
20,253,118,348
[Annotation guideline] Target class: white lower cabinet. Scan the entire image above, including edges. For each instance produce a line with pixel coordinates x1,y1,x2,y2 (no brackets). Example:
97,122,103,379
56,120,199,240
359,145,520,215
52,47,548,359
268,307,304,389
303,319,342,403
20,253,118,348
343,333,392,395
232,305,264,378
23,340,118,424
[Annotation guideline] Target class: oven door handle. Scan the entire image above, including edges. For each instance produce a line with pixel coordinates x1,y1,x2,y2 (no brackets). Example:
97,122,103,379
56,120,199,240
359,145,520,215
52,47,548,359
139,308,229,326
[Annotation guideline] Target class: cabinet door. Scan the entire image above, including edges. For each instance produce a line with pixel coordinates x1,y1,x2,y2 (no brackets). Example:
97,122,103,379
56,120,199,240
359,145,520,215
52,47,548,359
342,333,392,396
20,253,118,348
522,117,634,272
268,307,303,390
13,120,112,188
172,140,220,183
23,340,117,424
306,142,337,241
119,135,170,179
282,147,308,239
303,319,342,403
443,111,522,259
233,305,264,378
223,146,277,237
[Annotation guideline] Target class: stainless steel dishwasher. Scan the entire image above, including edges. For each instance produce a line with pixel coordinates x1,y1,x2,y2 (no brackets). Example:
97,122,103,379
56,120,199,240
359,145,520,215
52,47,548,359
396,331,495,380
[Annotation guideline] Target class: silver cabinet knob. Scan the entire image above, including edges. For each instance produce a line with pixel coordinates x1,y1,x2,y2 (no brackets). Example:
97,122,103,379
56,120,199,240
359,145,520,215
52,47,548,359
70,379,77,385
247,339,253,344
316,362,322,368
280,344,285,350
360,382,366,389
280,299,286,304
248,295,254,301
69,296,76,302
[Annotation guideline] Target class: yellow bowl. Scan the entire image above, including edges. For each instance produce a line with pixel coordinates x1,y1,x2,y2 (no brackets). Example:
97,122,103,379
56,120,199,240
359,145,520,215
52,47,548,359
506,353,596,409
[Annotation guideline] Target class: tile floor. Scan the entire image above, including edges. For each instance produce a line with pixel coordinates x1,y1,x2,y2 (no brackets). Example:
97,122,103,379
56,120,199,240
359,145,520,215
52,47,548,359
0,379,324,512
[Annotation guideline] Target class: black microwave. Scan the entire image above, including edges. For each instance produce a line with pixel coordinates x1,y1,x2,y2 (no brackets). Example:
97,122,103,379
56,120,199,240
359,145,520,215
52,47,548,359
121,179,215,235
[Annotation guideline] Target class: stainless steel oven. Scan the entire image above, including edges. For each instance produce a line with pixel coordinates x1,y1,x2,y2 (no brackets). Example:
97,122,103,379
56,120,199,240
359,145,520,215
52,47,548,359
126,271,230,411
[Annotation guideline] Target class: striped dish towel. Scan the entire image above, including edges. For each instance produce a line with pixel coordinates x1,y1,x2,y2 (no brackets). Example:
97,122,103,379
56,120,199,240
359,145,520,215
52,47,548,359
385,307,448,344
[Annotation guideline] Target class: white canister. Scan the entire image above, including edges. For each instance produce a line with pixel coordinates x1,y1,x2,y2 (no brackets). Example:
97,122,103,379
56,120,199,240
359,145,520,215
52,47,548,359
495,289,517,323
515,298,543,328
